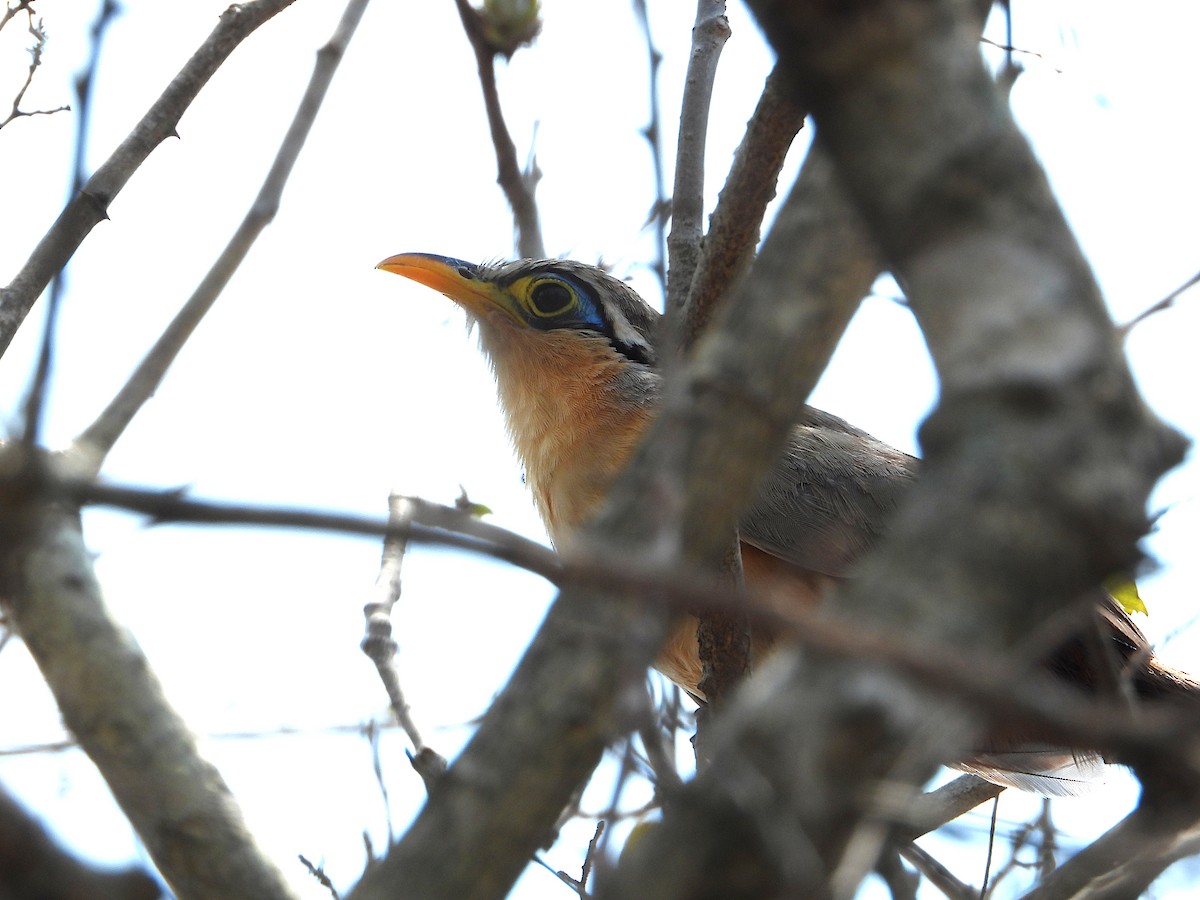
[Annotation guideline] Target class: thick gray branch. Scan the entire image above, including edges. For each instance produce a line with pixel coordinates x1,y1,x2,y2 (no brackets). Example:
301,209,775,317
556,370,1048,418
605,0,1189,895
0,453,296,899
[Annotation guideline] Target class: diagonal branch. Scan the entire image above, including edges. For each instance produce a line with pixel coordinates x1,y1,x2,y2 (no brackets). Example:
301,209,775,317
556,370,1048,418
452,0,544,259
19,0,116,448
70,0,371,474
630,0,668,298
0,449,297,899
663,0,729,321
679,63,806,348
1119,266,1200,337
0,0,298,360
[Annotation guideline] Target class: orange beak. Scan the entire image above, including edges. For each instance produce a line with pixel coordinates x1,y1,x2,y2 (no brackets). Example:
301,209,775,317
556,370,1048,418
376,252,522,324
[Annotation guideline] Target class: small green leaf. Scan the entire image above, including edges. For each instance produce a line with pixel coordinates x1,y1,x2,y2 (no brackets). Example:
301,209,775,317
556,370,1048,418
1105,575,1148,616
456,486,492,518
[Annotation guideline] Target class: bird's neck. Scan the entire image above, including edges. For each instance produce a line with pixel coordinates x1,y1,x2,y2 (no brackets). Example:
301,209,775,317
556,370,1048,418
482,329,656,547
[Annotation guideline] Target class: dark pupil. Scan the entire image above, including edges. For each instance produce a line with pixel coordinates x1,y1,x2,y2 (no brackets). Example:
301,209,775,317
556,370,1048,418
529,281,573,316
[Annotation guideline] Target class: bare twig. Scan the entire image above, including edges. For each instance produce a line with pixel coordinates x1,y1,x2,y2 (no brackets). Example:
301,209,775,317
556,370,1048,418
20,0,116,450
1,718,402,757
1119,267,1200,336
664,0,729,320
680,64,806,347
71,0,370,473
547,819,606,897
0,8,69,129
898,842,978,900
23,470,1200,800
360,493,448,791
630,0,667,298
0,1,33,37
892,775,1004,842
0,0,298,359
1022,809,1200,900
452,0,544,259
67,474,564,580
299,854,342,900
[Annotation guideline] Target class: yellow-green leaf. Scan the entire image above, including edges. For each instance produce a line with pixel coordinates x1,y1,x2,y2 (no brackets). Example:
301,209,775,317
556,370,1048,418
1105,575,1148,616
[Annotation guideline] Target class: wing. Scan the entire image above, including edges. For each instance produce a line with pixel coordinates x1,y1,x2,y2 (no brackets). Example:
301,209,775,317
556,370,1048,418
739,406,917,577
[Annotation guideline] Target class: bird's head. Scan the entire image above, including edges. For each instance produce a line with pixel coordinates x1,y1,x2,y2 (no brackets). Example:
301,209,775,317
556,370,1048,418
376,254,663,536
375,253,660,370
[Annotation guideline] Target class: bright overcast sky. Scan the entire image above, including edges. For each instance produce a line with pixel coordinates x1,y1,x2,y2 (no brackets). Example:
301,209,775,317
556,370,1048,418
2,1,1199,897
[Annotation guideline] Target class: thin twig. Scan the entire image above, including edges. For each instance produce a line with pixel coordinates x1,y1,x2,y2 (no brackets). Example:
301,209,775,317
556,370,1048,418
631,0,667,299
899,843,978,900
548,819,606,897
365,721,395,845
0,0,298,360
70,0,371,473
1119,267,1200,336
680,64,805,349
664,0,729,320
20,0,115,450
1021,809,1200,900
360,493,448,791
45,470,1200,783
298,854,342,900
0,1,33,37
1,718,402,757
0,8,69,129
452,0,544,259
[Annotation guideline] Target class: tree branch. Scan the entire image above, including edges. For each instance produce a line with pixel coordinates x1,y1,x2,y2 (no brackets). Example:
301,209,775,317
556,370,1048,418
0,450,297,899
360,493,448,791
630,0,667,298
70,0,370,473
603,0,1190,893
664,0,729,321
452,0,544,259
0,7,69,130
680,63,805,348
0,0,298,359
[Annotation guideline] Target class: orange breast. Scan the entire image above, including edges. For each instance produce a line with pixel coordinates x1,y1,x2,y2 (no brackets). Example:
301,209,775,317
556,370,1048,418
488,328,833,699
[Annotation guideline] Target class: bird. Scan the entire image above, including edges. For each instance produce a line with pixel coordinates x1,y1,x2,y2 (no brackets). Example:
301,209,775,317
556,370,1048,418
377,251,1197,794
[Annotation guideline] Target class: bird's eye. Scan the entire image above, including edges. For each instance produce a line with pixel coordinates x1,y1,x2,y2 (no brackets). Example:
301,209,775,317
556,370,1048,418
527,280,576,318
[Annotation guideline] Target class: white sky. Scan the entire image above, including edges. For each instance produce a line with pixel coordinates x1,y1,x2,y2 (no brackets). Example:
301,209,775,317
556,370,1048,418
1,1,1199,897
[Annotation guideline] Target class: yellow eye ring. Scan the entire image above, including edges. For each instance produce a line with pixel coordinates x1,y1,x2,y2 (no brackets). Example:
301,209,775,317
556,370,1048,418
527,279,576,318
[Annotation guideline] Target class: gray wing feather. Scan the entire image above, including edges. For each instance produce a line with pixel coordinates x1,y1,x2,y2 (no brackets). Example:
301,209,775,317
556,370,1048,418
739,406,917,577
